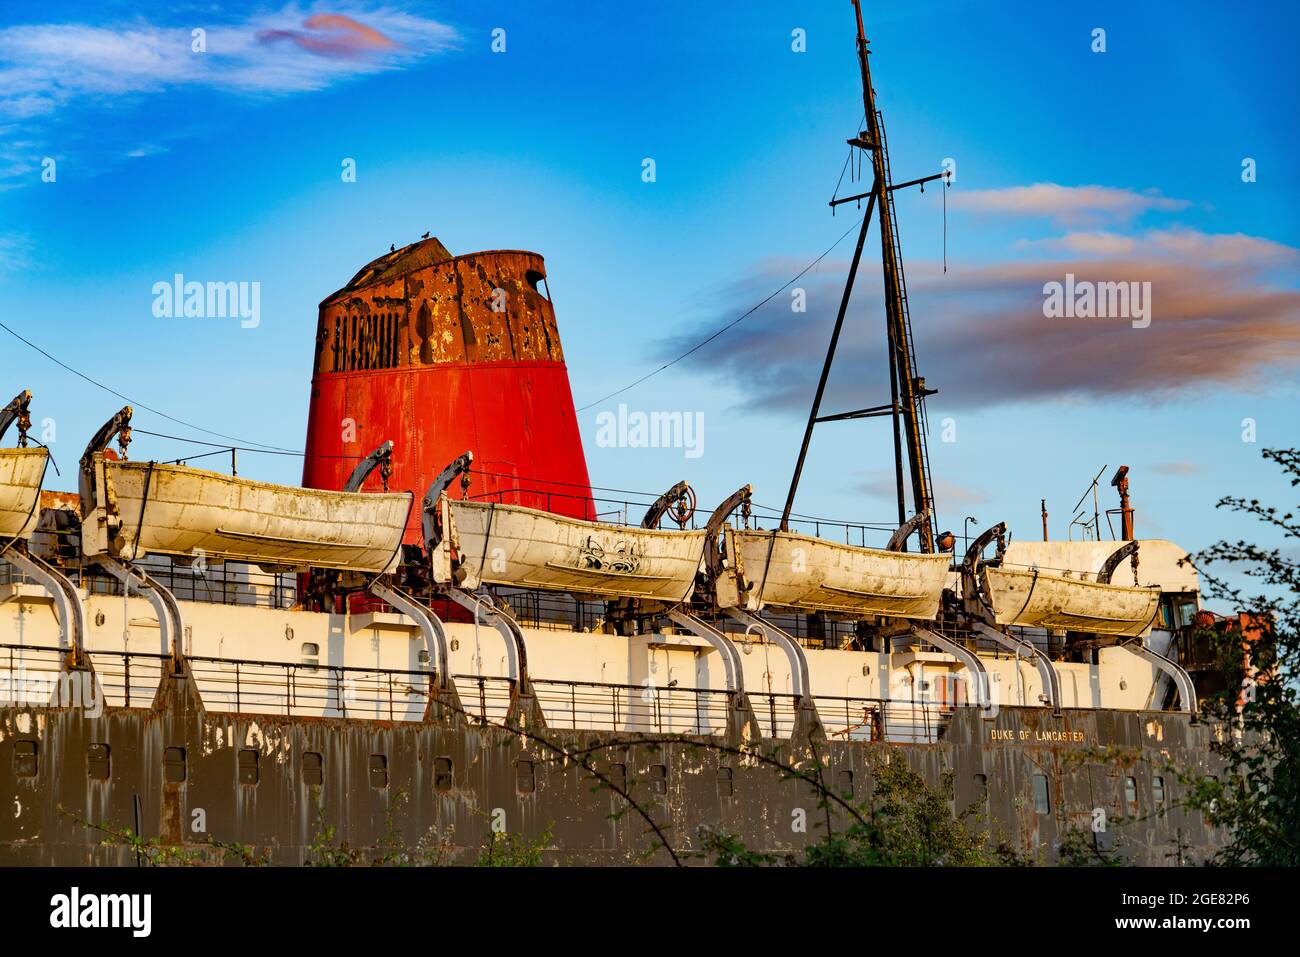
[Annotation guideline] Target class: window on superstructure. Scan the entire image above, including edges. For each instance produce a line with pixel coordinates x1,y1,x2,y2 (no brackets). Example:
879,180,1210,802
717,767,734,798
14,740,37,778
87,743,110,781
1124,776,1139,815
973,773,988,804
301,642,320,671
1152,775,1166,808
515,759,535,794
1032,772,1050,814
838,769,854,799
649,764,668,796
434,757,452,792
164,746,187,784
369,754,388,789
239,749,260,786
302,752,323,787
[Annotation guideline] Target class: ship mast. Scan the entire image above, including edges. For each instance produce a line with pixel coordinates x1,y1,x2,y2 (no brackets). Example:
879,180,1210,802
780,0,942,552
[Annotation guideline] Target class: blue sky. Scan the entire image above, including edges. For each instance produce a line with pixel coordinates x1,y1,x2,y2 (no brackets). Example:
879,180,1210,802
1,1,1297,606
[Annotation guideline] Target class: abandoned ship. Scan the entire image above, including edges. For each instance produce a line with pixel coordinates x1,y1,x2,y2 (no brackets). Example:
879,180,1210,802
0,4,1230,865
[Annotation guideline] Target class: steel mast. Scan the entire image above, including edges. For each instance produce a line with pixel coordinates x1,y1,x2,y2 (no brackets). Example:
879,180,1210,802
780,0,941,551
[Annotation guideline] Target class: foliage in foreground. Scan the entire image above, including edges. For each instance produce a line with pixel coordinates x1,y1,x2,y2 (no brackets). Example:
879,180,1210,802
1179,448,1300,866
699,758,1025,867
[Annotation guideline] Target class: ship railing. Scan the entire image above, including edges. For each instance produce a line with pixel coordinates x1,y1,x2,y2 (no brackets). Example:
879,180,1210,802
530,677,734,734
184,655,436,722
0,643,955,741
461,486,892,547
0,555,297,610
87,649,171,709
0,643,73,709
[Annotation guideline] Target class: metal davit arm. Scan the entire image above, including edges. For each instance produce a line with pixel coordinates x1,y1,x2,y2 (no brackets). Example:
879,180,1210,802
92,557,185,666
961,521,1007,618
663,609,762,743
886,509,930,551
703,484,752,580
344,440,394,492
642,480,695,530
910,626,992,712
1098,540,1140,585
1121,637,1198,715
441,586,545,729
368,582,450,686
723,608,824,741
971,621,1060,715
665,610,744,694
420,451,474,553
2,550,86,661
1,390,33,445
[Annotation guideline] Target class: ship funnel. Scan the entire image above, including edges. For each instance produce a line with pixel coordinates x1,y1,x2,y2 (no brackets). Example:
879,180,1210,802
303,238,595,541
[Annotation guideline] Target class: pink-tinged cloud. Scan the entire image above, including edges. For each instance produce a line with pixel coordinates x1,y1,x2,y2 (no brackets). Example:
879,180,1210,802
1022,228,1297,265
658,229,1300,413
951,183,1191,226
257,13,397,59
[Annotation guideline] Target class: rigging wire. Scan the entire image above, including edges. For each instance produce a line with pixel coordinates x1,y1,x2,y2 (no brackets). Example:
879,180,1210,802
0,318,299,453
127,427,899,530
574,211,866,413
577,110,871,414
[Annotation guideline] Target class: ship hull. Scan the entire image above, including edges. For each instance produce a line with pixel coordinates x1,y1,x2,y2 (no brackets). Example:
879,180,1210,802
0,693,1223,866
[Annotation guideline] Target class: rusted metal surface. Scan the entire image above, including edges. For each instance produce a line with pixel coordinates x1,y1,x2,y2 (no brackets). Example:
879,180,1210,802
0,674,1224,865
435,497,707,601
303,239,595,535
719,527,951,618
82,458,413,573
0,448,47,541
982,566,1161,637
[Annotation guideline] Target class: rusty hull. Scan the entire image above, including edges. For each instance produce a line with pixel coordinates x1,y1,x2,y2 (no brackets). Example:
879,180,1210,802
0,670,1224,865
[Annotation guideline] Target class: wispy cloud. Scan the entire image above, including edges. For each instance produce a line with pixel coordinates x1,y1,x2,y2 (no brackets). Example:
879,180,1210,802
1149,461,1203,477
0,6,458,185
658,227,1300,413
0,7,457,117
951,183,1191,226
0,233,31,272
1020,227,1295,265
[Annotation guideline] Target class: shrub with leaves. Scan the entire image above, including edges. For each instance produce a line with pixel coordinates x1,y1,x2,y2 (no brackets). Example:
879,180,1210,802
1182,447,1299,866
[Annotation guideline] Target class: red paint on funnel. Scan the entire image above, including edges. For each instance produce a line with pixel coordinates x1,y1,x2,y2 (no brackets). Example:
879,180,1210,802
302,238,595,540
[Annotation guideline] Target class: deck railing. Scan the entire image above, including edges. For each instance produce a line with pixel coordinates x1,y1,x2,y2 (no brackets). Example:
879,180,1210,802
0,643,958,741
